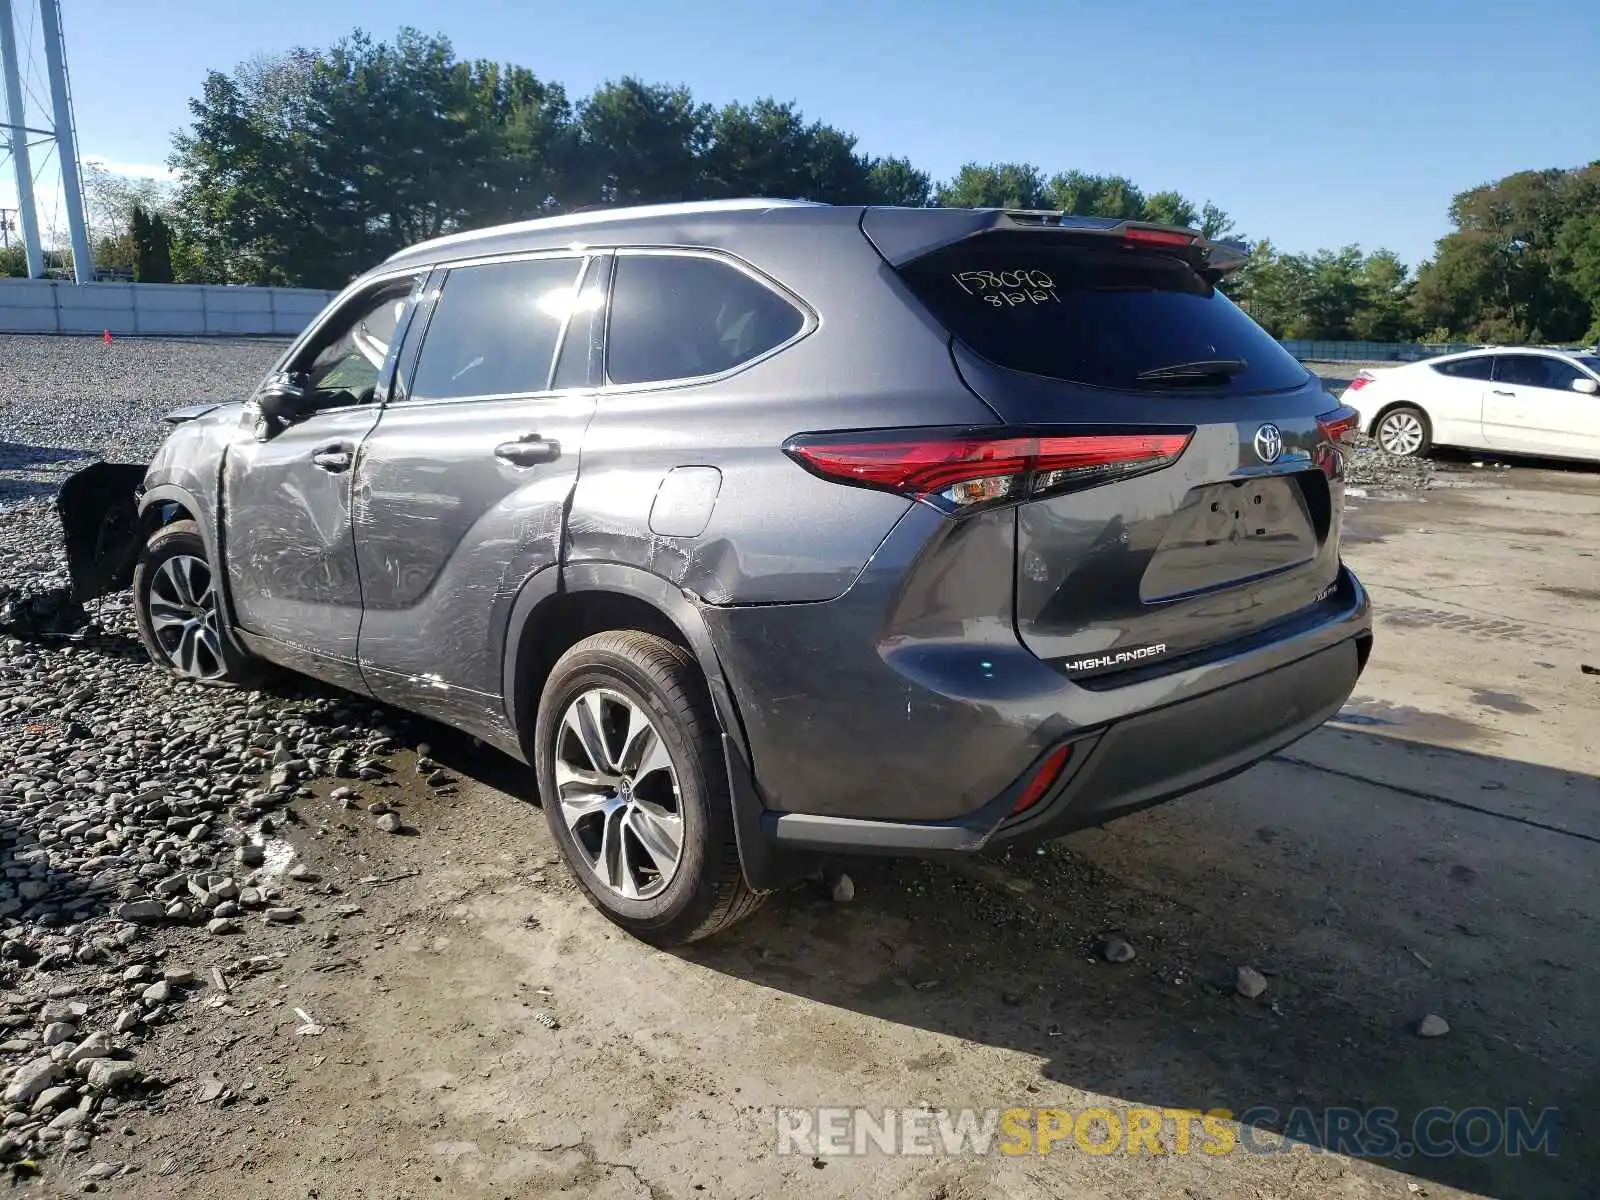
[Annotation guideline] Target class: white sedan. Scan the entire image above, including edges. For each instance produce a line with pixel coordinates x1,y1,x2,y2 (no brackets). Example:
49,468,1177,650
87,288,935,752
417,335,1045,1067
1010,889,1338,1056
1342,348,1600,462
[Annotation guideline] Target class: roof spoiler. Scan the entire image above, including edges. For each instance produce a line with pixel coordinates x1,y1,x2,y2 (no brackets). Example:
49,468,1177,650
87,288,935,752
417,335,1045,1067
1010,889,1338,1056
861,207,1250,281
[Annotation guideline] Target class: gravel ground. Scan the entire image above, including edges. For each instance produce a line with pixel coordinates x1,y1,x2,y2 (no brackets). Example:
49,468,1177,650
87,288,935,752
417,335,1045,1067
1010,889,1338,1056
0,336,283,508
0,336,425,1183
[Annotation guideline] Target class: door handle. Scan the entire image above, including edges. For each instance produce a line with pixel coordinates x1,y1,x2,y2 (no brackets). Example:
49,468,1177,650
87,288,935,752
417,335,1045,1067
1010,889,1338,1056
311,446,353,472
1491,389,1515,396
494,436,560,467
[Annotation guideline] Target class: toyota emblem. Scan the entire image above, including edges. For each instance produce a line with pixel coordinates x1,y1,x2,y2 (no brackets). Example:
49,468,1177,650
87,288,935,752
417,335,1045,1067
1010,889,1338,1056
1253,423,1283,464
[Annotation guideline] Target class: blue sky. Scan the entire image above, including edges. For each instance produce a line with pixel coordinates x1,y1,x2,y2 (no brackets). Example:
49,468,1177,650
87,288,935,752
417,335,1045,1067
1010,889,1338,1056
7,0,1597,267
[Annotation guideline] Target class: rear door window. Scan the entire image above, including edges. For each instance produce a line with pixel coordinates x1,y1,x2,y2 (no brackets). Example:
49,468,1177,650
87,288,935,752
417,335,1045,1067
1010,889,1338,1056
896,238,1310,393
606,253,806,386
409,256,585,401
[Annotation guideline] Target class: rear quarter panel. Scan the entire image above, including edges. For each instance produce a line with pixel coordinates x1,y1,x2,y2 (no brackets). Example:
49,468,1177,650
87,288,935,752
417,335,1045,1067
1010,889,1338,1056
565,207,1000,604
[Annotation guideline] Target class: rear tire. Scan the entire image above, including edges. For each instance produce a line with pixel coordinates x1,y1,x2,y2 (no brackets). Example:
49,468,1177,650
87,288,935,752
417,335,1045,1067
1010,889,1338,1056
132,520,264,686
1374,405,1432,458
534,630,762,945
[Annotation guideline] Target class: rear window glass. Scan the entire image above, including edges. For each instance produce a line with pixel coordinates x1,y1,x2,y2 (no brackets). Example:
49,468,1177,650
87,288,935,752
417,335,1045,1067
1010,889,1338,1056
897,238,1310,393
1432,356,1494,380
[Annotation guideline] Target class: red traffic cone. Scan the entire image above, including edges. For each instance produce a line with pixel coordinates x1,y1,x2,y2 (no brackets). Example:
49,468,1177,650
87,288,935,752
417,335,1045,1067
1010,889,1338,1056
103,329,112,344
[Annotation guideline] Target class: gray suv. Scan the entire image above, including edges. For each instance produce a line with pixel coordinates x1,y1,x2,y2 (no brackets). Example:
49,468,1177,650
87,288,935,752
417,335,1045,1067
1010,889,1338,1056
61,199,1372,944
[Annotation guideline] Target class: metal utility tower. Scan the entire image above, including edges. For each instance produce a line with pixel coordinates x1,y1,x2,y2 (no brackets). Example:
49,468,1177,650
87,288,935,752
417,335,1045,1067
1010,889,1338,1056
0,0,92,281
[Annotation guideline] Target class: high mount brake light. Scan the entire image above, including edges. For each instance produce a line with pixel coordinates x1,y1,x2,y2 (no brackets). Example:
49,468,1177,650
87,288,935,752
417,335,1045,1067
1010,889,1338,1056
1121,227,1197,249
783,430,1193,514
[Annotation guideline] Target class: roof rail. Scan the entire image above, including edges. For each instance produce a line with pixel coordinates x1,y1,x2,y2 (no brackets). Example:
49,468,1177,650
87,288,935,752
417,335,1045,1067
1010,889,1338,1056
390,198,828,262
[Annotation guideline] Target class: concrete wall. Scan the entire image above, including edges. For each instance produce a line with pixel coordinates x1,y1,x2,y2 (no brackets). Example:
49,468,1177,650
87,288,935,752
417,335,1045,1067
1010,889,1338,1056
0,280,338,338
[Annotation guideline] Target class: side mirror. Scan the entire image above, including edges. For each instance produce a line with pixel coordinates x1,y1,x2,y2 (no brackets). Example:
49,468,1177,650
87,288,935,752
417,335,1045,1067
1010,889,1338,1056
255,372,310,423
1571,377,1599,395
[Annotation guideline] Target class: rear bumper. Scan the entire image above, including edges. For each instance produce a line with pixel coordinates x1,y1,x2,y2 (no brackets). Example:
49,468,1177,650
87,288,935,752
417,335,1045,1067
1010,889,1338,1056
704,501,1371,856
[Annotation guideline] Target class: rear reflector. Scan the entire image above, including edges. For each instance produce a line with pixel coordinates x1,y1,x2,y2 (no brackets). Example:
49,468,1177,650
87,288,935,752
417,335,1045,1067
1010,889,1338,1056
1012,745,1072,815
784,429,1193,514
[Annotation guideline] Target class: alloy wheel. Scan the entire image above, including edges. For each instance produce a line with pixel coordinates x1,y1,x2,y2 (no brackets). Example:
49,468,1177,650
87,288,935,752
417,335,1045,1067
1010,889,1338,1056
1377,411,1425,456
147,553,227,680
554,687,684,901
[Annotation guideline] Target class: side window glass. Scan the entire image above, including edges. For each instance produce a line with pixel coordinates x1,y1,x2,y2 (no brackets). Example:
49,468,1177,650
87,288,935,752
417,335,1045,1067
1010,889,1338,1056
1538,361,1582,391
606,253,805,386
551,255,611,390
1494,355,1564,389
410,257,585,401
294,278,418,408
1434,356,1492,381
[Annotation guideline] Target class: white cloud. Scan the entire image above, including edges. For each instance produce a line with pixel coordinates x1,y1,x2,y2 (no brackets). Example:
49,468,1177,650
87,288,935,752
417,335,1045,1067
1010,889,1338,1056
81,155,175,181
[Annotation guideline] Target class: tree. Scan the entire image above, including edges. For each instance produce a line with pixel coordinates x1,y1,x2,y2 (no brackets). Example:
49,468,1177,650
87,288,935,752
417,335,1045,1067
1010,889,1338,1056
574,78,707,206
865,157,932,207
934,162,1048,209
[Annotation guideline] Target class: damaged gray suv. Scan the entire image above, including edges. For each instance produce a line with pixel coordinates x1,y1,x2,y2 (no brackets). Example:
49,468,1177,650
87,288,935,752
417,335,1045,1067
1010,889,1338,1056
60,199,1372,944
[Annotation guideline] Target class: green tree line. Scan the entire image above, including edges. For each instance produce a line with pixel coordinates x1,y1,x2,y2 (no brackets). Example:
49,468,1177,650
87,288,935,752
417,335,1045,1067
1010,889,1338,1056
12,26,1598,345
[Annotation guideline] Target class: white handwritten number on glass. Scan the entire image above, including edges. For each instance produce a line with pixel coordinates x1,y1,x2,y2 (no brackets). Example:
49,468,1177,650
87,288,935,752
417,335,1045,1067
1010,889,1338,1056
951,269,1060,307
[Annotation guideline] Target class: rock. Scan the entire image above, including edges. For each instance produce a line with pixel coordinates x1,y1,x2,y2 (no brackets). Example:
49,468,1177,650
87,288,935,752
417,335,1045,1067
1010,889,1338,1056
31,1085,75,1114
1102,938,1137,964
829,873,855,903
162,967,195,986
4,1057,61,1105
80,1162,123,1181
47,1105,87,1131
165,901,194,922
367,800,392,816
121,965,149,983
425,770,453,787
1236,966,1269,999
1417,1014,1450,1038
206,918,241,936
67,1032,113,1064
211,901,241,919
113,900,165,924
264,907,300,924
141,981,171,1005
42,1022,77,1047
84,1060,140,1092
287,864,320,883
375,812,404,834
236,844,265,868
111,1010,140,1035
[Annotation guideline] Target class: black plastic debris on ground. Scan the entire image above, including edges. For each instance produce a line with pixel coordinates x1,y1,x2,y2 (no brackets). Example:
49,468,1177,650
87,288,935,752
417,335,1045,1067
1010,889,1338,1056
0,582,93,639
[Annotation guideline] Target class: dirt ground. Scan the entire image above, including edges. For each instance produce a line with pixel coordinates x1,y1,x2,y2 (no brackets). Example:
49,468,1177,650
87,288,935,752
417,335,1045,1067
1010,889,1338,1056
18,456,1600,1200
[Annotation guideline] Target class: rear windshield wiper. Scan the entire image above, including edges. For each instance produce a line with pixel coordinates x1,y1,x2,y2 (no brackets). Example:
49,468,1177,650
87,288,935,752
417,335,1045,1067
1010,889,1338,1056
1134,357,1248,383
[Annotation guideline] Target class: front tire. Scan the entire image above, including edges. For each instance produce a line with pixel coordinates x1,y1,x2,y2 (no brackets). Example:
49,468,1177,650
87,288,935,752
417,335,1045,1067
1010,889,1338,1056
1374,405,1432,458
132,519,262,686
534,631,762,945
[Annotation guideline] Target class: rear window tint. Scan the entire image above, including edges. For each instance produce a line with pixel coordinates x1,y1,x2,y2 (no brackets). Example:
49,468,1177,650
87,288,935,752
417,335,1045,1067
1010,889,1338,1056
897,238,1309,393
1432,356,1494,380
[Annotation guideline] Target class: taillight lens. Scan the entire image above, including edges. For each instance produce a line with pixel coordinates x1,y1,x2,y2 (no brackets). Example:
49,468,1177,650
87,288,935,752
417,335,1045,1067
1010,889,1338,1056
783,429,1193,514
1346,375,1372,392
1315,405,1361,480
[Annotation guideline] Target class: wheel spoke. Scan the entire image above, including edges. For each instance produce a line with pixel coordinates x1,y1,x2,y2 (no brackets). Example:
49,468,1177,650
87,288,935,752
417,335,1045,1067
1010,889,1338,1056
601,807,631,896
557,789,610,836
563,698,612,775
148,598,188,633
620,713,669,780
175,622,204,676
554,759,613,799
627,802,683,876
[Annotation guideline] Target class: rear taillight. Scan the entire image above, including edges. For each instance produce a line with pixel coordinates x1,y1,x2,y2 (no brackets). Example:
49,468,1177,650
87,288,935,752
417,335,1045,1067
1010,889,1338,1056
1315,405,1361,480
783,429,1193,514
1012,744,1072,815
1346,375,1372,392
